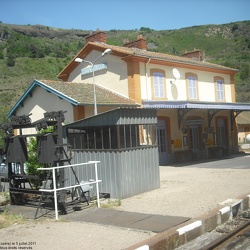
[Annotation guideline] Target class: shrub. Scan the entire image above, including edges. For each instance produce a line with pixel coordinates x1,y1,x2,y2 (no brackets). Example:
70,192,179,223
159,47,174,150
26,127,55,188
6,55,15,67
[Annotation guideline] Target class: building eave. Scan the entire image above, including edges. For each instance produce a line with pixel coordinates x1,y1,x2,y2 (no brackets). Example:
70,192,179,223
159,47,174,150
57,42,238,81
7,80,79,118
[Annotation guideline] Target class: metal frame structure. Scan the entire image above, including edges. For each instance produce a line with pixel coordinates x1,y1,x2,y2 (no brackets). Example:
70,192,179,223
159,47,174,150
38,161,101,220
0,111,94,217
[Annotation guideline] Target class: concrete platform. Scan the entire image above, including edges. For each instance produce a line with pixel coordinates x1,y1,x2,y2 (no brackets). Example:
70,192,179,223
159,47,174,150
64,208,190,233
3,204,57,219
5,205,190,233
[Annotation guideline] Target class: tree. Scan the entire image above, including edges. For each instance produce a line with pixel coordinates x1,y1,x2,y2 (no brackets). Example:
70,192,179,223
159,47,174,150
240,64,250,81
6,54,15,67
0,51,3,60
25,137,45,188
26,127,55,188
139,27,152,32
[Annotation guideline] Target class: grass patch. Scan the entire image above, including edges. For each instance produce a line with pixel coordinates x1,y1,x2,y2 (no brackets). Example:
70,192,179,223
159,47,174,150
0,192,24,229
0,192,10,206
99,199,122,209
0,210,26,229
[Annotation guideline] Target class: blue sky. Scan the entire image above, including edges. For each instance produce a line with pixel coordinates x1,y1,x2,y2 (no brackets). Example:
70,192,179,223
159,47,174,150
1,0,249,31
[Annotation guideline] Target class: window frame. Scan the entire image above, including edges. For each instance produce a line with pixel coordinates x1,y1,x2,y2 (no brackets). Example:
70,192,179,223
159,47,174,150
214,77,225,101
186,73,198,100
150,69,167,100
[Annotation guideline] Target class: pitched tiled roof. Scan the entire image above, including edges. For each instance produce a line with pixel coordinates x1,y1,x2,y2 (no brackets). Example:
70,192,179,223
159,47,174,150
91,42,238,72
41,80,139,106
7,80,139,117
58,41,238,80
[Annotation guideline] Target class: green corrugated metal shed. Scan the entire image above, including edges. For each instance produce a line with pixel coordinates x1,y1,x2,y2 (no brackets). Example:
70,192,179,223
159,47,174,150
64,108,158,128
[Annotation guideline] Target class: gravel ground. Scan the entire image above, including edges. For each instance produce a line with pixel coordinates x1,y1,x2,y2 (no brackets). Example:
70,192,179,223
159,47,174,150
116,165,250,218
0,155,250,250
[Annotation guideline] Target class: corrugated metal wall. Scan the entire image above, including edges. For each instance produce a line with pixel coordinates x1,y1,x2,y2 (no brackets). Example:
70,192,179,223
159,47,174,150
65,147,160,199
63,108,159,199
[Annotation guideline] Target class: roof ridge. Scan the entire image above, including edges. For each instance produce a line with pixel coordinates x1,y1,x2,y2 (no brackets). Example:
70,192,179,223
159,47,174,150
88,42,238,72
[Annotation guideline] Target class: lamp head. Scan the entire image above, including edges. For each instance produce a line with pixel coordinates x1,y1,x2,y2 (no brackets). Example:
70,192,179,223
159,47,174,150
75,58,83,63
102,48,112,56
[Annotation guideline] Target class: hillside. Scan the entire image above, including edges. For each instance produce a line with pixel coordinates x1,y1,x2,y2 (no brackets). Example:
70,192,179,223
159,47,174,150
0,21,250,145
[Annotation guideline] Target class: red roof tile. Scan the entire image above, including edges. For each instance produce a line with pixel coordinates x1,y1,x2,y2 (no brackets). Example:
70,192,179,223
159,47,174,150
58,41,238,80
41,80,139,106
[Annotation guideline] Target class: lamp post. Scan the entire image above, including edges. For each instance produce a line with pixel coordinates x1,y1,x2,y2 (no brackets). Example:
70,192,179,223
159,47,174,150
75,48,112,115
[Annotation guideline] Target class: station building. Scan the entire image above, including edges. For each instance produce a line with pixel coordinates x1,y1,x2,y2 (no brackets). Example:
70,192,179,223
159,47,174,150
9,30,250,166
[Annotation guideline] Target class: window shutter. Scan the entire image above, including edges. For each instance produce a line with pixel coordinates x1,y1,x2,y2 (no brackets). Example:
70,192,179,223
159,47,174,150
216,80,224,100
188,76,197,99
153,72,164,98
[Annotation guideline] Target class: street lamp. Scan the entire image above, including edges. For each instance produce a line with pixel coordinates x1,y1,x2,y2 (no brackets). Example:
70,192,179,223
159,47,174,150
75,48,112,115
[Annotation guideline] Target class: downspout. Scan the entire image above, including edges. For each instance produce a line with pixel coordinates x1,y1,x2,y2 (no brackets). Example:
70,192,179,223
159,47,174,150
145,58,151,100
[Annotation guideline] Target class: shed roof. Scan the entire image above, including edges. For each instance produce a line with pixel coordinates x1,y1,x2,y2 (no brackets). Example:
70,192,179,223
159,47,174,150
64,108,158,128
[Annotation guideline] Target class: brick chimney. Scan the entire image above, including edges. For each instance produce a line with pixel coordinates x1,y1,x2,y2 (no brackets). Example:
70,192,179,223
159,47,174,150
123,35,147,50
85,30,107,44
182,48,204,61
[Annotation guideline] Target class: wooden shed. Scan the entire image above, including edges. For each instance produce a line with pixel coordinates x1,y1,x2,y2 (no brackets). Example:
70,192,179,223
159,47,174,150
63,108,160,199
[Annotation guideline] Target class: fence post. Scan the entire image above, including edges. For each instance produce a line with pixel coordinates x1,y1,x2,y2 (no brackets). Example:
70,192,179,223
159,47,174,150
89,161,100,208
95,161,100,208
52,168,59,220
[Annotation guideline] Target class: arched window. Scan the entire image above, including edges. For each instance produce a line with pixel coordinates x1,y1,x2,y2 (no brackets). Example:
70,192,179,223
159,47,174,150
215,77,225,101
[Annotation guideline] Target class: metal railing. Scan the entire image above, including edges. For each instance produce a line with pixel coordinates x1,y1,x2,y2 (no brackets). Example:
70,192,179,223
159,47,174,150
38,161,101,220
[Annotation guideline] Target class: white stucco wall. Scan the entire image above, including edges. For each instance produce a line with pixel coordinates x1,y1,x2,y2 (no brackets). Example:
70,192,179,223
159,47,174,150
140,63,234,103
66,50,234,104
15,87,74,135
68,50,129,98
196,72,232,102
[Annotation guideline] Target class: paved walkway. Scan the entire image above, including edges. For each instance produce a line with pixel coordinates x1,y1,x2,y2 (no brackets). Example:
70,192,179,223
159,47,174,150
63,208,189,233
7,205,190,233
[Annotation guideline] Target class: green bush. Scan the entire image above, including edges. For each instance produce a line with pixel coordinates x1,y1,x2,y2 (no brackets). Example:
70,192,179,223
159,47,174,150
6,54,15,67
25,137,45,188
26,127,55,188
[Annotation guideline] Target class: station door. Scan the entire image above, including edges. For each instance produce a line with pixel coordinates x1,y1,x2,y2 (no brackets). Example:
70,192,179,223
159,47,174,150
189,125,200,153
157,120,168,165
